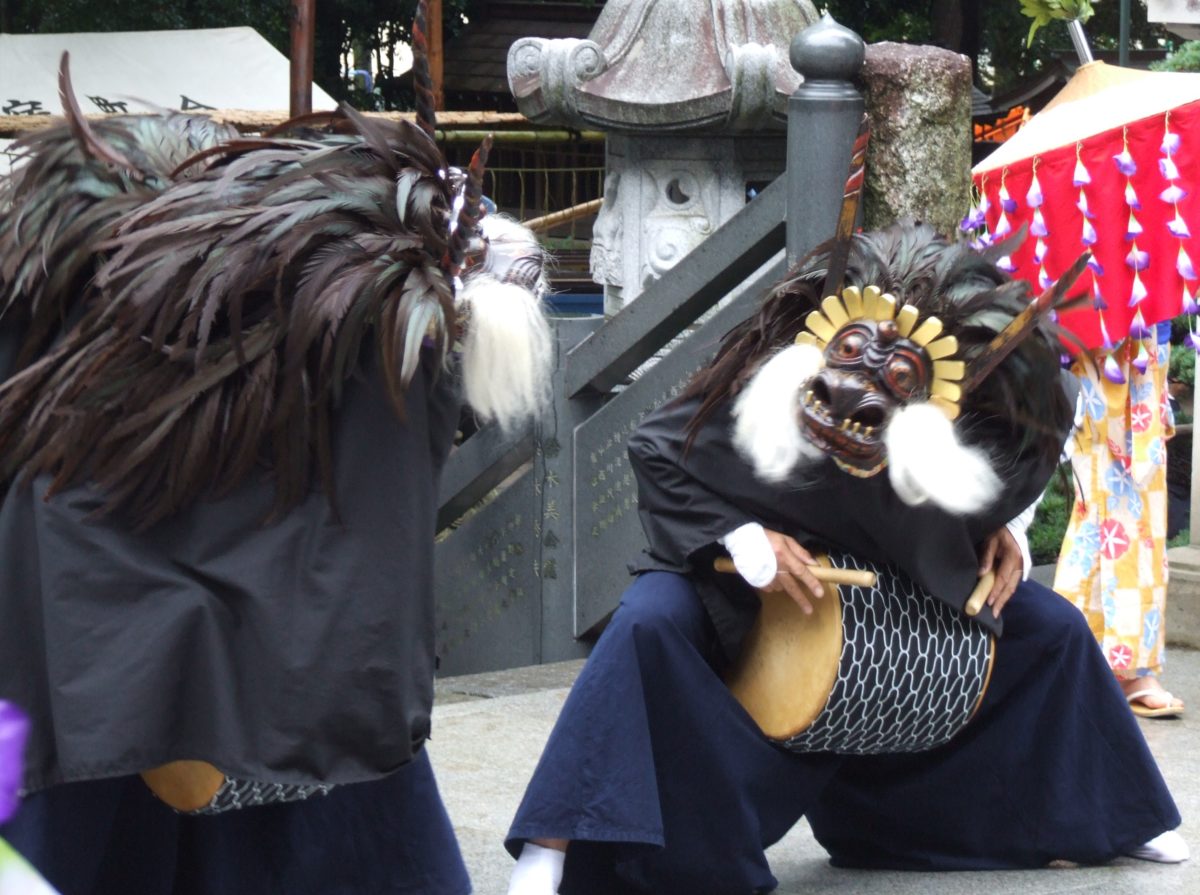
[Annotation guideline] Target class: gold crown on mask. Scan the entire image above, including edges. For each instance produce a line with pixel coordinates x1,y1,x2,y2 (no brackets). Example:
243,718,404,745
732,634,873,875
793,285,966,420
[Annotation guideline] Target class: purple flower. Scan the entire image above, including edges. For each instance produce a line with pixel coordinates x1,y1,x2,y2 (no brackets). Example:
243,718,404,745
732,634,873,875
1161,184,1188,204
1163,131,1182,156
1082,219,1098,246
1129,308,1150,339
0,701,30,824
1103,353,1127,384
1125,183,1142,209
1088,256,1106,276
1129,271,1149,306
999,184,1018,213
1160,156,1181,181
1133,342,1151,374
1077,189,1096,219
1168,213,1192,239
1188,330,1200,352
1034,238,1049,263
1183,284,1199,315
1113,149,1138,176
1026,175,1044,208
1031,209,1049,237
1179,246,1197,280
1073,159,1092,186
1126,212,1144,240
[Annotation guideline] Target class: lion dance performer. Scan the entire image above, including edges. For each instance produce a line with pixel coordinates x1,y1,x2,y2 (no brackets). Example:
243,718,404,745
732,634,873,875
0,8,552,892
504,219,1187,895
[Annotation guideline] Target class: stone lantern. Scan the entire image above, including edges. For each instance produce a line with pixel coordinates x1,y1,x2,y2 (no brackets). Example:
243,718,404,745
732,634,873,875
508,0,819,315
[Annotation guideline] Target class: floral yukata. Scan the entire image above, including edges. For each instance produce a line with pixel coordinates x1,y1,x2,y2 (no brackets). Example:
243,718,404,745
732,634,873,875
1054,326,1175,680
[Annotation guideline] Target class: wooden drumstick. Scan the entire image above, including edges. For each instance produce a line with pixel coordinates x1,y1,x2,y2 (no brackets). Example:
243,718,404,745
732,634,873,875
964,570,996,617
713,557,876,587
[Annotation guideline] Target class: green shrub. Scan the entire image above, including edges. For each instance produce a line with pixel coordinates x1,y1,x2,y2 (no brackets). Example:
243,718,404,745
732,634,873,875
1152,41,1200,72
1028,466,1073,567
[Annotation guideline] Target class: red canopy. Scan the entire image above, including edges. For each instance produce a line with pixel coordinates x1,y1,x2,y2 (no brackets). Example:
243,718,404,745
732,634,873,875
971,62,1200,350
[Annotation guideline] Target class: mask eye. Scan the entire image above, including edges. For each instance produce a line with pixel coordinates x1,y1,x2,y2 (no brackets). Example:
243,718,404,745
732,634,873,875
826,327,869,366
883,351,928,400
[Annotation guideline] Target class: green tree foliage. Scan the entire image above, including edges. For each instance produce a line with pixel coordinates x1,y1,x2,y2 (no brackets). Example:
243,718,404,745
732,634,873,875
1152,40,1200,72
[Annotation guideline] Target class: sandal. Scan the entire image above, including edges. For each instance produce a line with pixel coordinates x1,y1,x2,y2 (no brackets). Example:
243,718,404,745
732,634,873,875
1124,683,1185,719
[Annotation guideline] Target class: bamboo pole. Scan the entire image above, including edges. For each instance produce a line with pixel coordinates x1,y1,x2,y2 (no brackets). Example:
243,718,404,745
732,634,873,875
523,198,604,232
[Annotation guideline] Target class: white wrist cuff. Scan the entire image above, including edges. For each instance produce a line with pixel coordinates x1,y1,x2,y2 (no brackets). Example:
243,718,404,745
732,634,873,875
718,522,777,588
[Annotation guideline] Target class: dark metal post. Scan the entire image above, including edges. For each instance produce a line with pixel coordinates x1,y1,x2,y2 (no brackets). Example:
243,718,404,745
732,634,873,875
290,0,316,117
786,15,865,269
1119,0,1131,67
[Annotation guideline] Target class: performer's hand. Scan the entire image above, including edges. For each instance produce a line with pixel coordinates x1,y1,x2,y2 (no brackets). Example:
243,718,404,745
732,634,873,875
978,527,1023,618
761,528,825,615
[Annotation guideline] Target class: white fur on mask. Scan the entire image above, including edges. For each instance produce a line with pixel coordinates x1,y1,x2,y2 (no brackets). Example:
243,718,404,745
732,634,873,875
884,402,1001,515
458,274,552,430
731,343,825,483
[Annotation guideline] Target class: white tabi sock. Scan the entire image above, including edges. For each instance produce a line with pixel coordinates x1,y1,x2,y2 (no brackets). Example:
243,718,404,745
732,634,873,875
507,842,566,895
1127,830,1189,863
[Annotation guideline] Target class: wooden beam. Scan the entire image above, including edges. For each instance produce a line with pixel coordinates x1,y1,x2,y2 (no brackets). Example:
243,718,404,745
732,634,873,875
289,0,316,117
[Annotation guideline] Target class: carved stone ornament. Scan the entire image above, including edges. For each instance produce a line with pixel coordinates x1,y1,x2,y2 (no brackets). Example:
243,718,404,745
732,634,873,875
508,0,819,132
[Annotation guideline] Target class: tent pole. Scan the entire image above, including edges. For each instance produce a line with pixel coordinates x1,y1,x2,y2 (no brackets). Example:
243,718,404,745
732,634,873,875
290,0,316,117
1067,19,1094,65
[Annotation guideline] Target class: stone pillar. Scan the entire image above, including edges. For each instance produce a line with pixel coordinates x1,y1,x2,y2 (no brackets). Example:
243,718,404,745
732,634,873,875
860,42,972,236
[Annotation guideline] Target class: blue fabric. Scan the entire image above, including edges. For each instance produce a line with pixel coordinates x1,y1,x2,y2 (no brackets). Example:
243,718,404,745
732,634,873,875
1,749,471,895
507,573,1180,894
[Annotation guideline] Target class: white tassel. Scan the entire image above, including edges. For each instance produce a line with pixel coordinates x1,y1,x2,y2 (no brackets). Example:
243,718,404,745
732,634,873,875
884,402,1001,515
731,343,825,483
459,275,552,430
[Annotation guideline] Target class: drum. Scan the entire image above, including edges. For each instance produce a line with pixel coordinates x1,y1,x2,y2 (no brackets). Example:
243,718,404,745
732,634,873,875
724,550,995,754
141,761,332,814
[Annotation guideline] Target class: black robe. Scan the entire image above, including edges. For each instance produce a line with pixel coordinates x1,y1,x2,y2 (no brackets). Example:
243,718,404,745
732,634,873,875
627,389,1072,660
0,335,460,793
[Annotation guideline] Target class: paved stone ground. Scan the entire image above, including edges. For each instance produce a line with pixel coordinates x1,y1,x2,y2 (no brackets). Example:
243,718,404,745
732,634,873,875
430,641,1198,895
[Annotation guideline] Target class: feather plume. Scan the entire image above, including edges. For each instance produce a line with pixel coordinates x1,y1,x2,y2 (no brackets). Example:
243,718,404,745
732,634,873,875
731,343,826,482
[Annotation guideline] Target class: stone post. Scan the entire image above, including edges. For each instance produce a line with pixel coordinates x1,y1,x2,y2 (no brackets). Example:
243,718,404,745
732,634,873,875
786,15,865,269
860,42,972,236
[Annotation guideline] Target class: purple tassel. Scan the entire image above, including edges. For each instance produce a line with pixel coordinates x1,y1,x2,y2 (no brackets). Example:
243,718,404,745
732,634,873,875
1126,246,1150,271
1093,279,1108,311
1129,307,1150,338
1082,219,1098,246
1103,353,1127,384
1026,175,1044,208
1034,238,1049,263
1183,284,1199,315
996,254,1017,273
994,212,1012,238
1160,156,1181,181
960,206,986,232
1188,330,1200,352
1168,213,1192,239
1031,209,1049,237
1129,272,1149,306
999,183,1017,213
1088,256,1106,276
1077,189,1095,219
1133,342,1151,374
1125,182,1141,209
1161,184,1188,204
1073,159,1092,186
1179,246,1197,280
1126,212,1144,240
1163,131,1182,156
1038,266,1054,290
1113,148,1138,176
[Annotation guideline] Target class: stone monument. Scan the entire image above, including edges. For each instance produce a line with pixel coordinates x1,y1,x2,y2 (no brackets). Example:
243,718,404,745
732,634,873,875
508,0,820,315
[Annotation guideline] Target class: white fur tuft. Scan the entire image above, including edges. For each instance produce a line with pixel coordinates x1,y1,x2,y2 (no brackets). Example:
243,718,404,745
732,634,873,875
731,343,825,483
459,275,552,430
884,402,1001,514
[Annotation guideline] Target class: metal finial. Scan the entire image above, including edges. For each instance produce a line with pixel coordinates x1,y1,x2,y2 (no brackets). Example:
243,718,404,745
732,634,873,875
790,13,865,82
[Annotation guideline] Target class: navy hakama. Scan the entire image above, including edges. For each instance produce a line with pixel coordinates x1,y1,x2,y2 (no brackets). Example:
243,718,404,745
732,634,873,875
506,571,1180,895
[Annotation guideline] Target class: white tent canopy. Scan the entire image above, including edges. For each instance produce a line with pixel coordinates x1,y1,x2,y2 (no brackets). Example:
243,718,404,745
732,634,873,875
0,27,336,118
